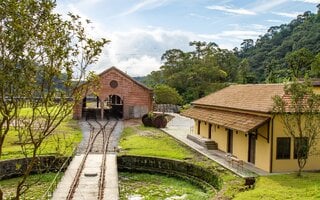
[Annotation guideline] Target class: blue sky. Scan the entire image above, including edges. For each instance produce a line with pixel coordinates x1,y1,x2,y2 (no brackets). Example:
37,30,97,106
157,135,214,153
55,0,320,76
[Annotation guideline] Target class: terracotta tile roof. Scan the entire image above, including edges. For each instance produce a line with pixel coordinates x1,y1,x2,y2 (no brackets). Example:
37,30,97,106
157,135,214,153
193,84,285,113
182,107,269,133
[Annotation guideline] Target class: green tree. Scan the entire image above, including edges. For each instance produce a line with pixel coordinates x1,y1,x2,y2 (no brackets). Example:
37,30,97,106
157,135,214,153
237,59,255,83
154,84,183,105
311,52,320,78
0,0,108,199
147,41,235,102
273,80,320,176
285,48,314,78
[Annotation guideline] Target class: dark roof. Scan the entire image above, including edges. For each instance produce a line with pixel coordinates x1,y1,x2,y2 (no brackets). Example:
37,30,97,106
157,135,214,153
192,84,285,113
99,66,152,92
182,107,269,132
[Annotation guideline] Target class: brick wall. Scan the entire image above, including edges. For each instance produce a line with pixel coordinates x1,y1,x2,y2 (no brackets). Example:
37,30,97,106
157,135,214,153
73,67,153,119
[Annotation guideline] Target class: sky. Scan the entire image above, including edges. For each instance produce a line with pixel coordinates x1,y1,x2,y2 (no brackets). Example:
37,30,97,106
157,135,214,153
55,0,320,77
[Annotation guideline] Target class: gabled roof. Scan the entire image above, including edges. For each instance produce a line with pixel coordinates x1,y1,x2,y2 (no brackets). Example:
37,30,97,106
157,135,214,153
182,107,269,133
99,66,152,92
193,84,285,113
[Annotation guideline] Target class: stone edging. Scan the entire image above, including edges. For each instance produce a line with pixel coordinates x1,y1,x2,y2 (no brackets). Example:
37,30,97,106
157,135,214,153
117,155,222,191
0,156,70,180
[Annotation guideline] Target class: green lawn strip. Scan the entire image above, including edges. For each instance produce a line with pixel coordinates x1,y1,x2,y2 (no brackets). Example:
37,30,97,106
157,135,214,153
119,125,244,199
119,172,213,200
0,172,62,199
234,172,320,200
2,116,82,160
119,125,193,160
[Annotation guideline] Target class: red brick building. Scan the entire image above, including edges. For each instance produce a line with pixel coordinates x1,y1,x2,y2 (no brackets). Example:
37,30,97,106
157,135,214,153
73,67,153,119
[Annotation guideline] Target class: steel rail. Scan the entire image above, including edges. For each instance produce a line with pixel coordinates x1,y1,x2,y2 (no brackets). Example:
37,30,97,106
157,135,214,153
65,119,110,200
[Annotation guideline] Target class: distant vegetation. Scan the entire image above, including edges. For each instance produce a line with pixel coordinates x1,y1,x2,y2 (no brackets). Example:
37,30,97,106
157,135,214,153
143,5,320,103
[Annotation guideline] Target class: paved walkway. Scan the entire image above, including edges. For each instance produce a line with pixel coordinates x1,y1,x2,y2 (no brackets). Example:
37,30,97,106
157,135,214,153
162,113,269,177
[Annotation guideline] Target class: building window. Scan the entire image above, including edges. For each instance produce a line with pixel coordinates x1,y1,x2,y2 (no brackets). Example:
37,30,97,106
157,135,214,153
110,80,118,88
276,137,291,159
294,137,308,159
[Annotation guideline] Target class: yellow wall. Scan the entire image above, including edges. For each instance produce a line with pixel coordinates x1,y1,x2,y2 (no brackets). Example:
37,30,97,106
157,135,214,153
272,115,320,172
193,114,320,173
194,120,199,135
313,86,320,94
232,131,248,161
255,123,271,172
194,119,272,172
213,125,228,152
199,121,209,138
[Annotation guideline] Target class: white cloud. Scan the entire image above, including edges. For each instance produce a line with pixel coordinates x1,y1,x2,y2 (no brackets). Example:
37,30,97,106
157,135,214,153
272,11,301,18
253,0,289,12
53,1,269,76
189,13,211,20
293,0,320,3
206,5,256,15
118,0,170,17
266,19,285,23
219,30,263,39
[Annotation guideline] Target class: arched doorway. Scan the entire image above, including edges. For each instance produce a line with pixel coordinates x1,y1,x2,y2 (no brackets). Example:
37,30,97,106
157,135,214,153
82,94,101,119
104,95,123,119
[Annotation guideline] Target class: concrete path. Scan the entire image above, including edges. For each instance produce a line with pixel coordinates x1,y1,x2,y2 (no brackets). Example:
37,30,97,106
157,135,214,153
52,155,84,199
104,153,119,200
162,113,269,177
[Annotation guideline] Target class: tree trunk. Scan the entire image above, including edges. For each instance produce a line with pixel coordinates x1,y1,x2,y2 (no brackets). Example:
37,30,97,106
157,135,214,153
0,188,3,200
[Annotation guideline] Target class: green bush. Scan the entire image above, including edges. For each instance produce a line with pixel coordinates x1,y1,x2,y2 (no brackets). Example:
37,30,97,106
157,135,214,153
154,84,183,105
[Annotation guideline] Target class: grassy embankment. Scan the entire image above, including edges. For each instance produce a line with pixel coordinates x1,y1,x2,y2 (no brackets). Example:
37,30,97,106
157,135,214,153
118,124,244,199
1,107,82,160
119,172,211,200
234,172,320,200
0,173,63,199
1,108,82,199
119,123,320,199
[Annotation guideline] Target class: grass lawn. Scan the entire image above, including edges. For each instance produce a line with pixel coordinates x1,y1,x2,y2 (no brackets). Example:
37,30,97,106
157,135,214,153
119,125,194,160
119,172,213,200
234,172,320,200
119,123,244,199
0,172,62,199
1,116,82,160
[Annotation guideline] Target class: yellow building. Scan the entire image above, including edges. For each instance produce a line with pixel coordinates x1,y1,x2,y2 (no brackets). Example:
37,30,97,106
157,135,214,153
182,83,320,173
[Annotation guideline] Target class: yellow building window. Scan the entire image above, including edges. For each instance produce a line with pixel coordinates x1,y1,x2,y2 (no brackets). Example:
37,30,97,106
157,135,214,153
276,137,291,159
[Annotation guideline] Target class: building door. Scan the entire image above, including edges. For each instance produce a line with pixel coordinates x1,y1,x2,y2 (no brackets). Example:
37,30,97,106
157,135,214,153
208,124,212,139
248,133,256,164
227,129,233,153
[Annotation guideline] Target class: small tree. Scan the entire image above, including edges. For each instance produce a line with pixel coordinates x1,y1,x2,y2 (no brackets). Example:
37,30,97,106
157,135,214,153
154,84,183,105
0,0,108,199
273,80,320,176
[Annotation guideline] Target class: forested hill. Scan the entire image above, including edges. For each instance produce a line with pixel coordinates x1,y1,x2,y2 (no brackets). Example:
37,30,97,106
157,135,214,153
143,6,320,103
239,7,320,82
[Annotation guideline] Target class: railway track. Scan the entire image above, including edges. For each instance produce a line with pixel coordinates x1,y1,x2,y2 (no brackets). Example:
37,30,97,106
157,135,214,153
66,119,118,200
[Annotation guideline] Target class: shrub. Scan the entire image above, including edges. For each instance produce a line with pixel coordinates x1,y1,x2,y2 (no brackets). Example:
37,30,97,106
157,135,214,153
142,113,167,128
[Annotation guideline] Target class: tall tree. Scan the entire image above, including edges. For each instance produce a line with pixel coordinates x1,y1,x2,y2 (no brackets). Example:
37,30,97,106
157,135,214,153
0,0,108,199
145,41,236,102
285,48,314,78
273,80,320,176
